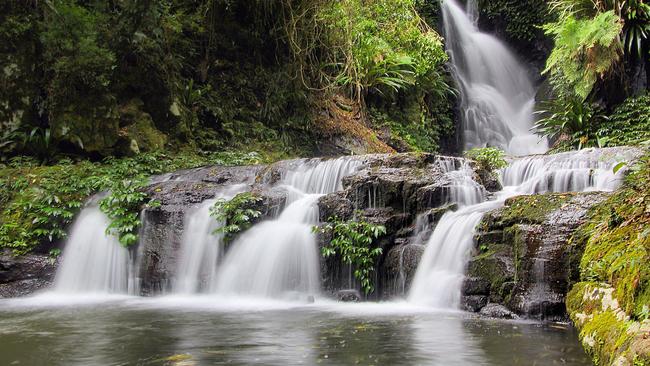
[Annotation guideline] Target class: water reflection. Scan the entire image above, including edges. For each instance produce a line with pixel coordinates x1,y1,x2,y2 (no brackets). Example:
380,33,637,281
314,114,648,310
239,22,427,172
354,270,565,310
0,299,590,365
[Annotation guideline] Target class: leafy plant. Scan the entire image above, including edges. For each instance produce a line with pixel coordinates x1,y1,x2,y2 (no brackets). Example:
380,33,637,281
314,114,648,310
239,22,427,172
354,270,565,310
535,97,609,150
464,147,508,172
543,10,624,99
99,178,149,247
210,192,262,243
314,216,386,295
596,93,650,147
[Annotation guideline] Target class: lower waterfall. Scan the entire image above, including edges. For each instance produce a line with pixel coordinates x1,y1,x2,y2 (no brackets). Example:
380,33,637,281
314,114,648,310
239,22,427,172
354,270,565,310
173,185,247,294
53,207,135,294
214,194,321,298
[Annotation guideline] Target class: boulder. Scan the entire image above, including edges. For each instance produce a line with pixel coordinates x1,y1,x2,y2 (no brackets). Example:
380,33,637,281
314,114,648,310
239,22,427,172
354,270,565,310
0,251,57,297
479,303,519,319
468,192,609,320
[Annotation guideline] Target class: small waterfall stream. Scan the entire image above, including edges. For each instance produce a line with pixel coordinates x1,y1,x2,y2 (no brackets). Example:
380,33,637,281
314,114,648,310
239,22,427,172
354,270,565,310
53,207,135,294
173,185,247,294
407,148,631,307
442,0,547,155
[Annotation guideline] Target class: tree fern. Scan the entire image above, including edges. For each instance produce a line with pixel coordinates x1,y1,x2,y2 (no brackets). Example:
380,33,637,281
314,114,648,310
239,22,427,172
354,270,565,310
543,10,623,99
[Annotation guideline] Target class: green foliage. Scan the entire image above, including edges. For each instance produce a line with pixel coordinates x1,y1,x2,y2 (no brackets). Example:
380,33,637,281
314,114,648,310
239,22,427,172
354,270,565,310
543,10,624,99
464,147,508,172
99,178,149,247
0,151,266,254
210,192,262,243
597,93,650,147
478,0,552,42
39,1,116,107
314,216,386,294
289,0,448,101
548,0,650,60
535,97,610,150
538,93,650,151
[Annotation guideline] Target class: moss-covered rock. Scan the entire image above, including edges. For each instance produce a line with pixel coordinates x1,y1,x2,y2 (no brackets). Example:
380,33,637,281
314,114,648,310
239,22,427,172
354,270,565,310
566,154,650,366
567,283,649,366
118,99,168,154
467,191,609,319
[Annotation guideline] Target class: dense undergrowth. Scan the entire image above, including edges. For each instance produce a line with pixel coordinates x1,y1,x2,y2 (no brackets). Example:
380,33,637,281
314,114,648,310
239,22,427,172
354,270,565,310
0,151,266,254
0,0,457,161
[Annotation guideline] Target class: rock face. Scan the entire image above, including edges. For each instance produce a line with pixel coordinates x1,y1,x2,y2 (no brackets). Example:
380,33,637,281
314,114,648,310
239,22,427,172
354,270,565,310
138,164,264,294
0,251,57,297
315,153,480,299
464,192,609,320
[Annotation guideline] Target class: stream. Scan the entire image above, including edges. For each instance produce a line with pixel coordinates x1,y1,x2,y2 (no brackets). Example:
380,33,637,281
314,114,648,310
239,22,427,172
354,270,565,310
0,298,589,365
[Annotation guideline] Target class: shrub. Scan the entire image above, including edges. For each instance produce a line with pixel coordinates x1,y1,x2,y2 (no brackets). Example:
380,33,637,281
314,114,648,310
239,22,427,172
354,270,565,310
464,147,508,172
314,216,386,294
210,192,262,243
535,97,609,150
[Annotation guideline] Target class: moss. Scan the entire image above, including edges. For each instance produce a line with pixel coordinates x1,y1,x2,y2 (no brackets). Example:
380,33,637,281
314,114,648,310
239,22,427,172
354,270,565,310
119,100,168,153
567,156,650,365
574,154,650,318
581,310,632,365
498,193,573,226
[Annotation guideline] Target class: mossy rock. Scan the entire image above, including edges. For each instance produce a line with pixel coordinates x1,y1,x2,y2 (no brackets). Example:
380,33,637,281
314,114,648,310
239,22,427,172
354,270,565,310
118,99,168,154
567,282,650,366
50,103,120,155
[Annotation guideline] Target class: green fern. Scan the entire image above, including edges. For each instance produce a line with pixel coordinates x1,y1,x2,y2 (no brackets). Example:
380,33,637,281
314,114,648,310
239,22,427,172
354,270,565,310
543,10,623,99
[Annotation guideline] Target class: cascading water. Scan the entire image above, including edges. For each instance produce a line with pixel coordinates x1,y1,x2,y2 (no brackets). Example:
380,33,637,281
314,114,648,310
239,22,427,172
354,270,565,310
408,148,634,308
442,0,547,156
54,206,134,294
214,157,361,299
173,185,247,294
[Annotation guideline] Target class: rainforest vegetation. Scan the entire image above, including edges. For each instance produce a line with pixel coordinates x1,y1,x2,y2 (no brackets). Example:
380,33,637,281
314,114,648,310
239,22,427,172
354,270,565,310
0,0,649,363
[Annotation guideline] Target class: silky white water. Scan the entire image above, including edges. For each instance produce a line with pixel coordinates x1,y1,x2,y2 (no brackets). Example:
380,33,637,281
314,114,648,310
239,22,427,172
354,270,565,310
214,157,361,299
442,0,547,155
53,206,133,294
408,148,634,308
173,185,247,294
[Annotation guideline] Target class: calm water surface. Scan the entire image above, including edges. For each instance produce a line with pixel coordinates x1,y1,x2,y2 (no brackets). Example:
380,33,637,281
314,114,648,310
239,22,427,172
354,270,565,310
0,296,590,366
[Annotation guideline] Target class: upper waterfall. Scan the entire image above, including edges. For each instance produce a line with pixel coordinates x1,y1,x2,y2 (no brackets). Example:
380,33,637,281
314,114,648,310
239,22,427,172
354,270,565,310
442,0,548,156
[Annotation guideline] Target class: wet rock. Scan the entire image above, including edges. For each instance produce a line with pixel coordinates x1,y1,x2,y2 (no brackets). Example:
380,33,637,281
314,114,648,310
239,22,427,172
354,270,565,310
470,191,609,320
479,303,519,319
0,251,57,297
382,243,425,298
318,192,354,221
315,153,486,298
461,295,488,312
337,289,361,302
461,277,491,296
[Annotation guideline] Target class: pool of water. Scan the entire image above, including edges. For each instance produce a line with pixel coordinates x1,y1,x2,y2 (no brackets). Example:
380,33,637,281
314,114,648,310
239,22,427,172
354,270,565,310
0,296,590,365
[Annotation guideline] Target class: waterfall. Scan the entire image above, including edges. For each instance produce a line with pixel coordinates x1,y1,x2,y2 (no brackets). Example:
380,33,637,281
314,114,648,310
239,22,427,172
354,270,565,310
173,185,247,294
466,0,479,25
214,157,361,299
439,157,486,206
442,0,547,156
408,148,631,308
53,207,134,294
